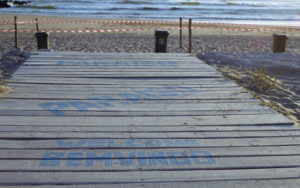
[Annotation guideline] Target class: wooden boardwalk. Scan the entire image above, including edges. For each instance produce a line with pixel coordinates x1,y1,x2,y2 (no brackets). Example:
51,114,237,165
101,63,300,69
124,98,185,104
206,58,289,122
0,51,299,187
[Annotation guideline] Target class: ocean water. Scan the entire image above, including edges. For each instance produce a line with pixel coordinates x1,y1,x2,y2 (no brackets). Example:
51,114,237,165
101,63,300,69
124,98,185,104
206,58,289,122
1,0,300,25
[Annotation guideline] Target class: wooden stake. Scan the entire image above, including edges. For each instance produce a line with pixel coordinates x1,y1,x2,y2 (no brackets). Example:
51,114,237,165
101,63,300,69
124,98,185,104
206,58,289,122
179,17,182,48
188,18,192,53
35,18,39,32
14,16,18,49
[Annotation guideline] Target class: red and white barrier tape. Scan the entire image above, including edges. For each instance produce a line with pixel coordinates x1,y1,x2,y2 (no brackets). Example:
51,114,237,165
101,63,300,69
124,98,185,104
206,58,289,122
192,26,300,32
0,27,180,33
0,19,177,25
0,26,299,33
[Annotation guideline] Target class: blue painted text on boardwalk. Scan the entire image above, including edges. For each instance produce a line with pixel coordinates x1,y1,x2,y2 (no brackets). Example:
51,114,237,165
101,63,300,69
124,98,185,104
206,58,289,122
56,139,201,148
40,139,216,167
38,86,198,115
40,151,215,167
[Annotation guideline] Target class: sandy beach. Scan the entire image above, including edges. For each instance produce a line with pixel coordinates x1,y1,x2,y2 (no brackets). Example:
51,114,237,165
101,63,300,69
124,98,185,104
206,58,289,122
0,13,300,125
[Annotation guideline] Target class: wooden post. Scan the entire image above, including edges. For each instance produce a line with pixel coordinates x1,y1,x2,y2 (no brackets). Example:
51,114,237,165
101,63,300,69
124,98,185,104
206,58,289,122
14,16,18,49
179,17,182,48
35,18,39,32
188,18,192,53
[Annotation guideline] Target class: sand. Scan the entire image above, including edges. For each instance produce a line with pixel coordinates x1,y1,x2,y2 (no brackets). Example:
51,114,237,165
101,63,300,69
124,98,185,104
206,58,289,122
0,13,300,125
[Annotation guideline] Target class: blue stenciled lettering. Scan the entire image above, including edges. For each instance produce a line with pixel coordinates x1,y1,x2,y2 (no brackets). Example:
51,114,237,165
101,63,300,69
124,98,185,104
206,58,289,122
89,96,115,107
115,61,130,66
57,60,80,66
118,93,140,103
86,152,113,167
40,150,215,167
125,139,143,147
38,102,69,116
93,61,109,66
148,152,168,166
69,100,101,112
107,139,123,147
167,151,191,165
40,152,65,166
137,152,147,166
144,139,162,147
134,89,157,99
167,61,177,66
163,139,185,147
114,152,136,166
38,85,199,115
66,152,84,167
190,151,216,165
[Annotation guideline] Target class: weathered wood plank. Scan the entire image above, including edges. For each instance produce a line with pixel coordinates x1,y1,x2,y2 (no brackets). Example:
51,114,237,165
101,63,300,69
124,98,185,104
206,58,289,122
30,52,193,56
7,179,300,188
0,109,276,116
2,91,254,100
1,155,300,171
1,137,300,149
0,100,272,112
0,168,300,185
15,69,216,73
9,85,245,93
0,130,298,139
1,146,300,158
11,73,222,78
8,83,241,89
0,124,297,132
8,78,238,85
27,57,201,61
21,63,209,68
0,114,290,126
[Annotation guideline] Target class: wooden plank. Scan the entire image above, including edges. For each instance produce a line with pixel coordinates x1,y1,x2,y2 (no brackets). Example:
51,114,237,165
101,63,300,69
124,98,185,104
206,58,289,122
0,109,276,116
1,155,300,171
0,130,298,139
0,124,297,132
21,63,209,68
0,99,261,106
15,69,216,73
1,146,300,158
18,64,212,68
0,100,271,111
8,78,238,85
11,73,222,78
26,57,199,61
28,52,194,58
30,52,193,56
7,179,300,188
1,137,300,149
8,83,242,88
9,85,245,92
0,168,300,185
2,91,254,100
0,114,291,126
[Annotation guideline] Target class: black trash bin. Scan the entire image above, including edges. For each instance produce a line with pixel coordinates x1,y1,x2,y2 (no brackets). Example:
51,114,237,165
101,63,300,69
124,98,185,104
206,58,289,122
35,32,50,50
273,34,288,53
155,30,169,53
